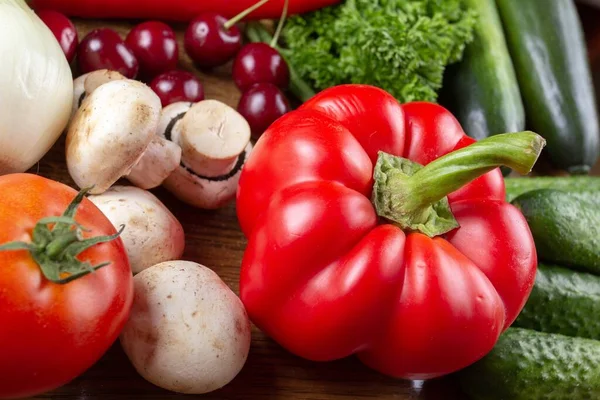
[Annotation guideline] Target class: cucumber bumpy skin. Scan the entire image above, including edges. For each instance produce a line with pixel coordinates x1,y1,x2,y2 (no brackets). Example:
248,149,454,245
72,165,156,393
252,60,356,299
504,176,600,202
514,264,600,340
457,328,600,400
511,189,600,275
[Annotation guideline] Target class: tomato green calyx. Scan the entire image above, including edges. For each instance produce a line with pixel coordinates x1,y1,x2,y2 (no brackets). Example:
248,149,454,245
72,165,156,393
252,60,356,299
372,131,546,237
0,187,125,284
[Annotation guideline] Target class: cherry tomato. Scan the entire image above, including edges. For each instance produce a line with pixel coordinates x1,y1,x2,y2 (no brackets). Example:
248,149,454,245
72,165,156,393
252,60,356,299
0,174,133,399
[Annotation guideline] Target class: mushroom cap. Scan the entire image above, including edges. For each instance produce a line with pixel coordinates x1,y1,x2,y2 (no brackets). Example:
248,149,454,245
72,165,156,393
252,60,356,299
83,69,126,94
119,261,251,394
71,73,88,119
157,101,193,145
71,70,126,120
88,185,184,274
66,79,161,194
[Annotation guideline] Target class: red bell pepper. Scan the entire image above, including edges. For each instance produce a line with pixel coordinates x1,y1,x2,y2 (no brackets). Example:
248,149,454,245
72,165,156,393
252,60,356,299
236,84,545,379
29,0,340,21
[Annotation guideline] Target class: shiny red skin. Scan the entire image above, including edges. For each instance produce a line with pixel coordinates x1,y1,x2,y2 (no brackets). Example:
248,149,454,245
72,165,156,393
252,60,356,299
125,21,179,81
29,0,341,21
78,28,139,79
184,13,241,68
0,174,133,399
150,70,205,107
36,9,78,63
233,43,290,91
237,83,291,140
236,84,537,379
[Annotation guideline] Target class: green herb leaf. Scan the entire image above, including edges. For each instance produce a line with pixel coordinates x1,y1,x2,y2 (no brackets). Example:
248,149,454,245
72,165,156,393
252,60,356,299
281,0,476,103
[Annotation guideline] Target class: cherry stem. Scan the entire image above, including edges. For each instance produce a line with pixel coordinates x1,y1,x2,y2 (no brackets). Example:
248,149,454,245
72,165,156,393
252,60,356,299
245,22,316,101
224,0,271,30
271,0,289,47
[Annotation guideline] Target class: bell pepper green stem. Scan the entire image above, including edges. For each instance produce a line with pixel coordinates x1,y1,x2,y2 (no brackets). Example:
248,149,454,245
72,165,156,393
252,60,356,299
372,131,546,237
245,21,316,102
410,131,544,204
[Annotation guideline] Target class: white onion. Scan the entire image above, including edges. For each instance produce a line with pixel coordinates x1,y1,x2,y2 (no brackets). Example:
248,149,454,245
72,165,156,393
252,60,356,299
0,0,73,174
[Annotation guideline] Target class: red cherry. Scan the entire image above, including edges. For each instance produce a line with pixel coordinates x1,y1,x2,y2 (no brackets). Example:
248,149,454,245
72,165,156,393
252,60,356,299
233,43,290,91
237,83,290,139
150,70,205,107
78,28,139,79
37,9,78,63
125,21,179,81
184,13,241,68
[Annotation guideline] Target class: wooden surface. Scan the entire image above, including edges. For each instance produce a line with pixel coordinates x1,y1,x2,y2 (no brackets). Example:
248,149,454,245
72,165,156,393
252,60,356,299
25,8,600,400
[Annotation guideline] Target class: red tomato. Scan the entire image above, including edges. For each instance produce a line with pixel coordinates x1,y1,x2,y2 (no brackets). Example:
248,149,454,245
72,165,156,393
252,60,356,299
0,174,133,399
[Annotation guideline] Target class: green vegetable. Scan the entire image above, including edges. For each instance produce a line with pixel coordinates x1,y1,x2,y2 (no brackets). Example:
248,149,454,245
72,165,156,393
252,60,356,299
457,328,600,400
279,0,477,103
514,264,600,340
440,0,524,145
504,176,600,202
511,189,600,275
496,0,600,174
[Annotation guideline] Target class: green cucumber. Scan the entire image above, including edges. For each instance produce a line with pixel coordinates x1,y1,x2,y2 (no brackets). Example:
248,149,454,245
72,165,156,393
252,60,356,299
505,176,600,202
514,264,600,340
457,328,600,400
440,0,524,144
496,0,600,174
511,189,600,275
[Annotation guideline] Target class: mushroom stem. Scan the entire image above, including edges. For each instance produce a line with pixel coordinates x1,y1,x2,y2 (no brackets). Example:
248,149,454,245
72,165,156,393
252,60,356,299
179,100,251,177
127,136,182,189
156,100,253,209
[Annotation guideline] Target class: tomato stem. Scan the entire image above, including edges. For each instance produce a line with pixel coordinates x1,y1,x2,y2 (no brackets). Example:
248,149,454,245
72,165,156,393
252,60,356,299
372,131,546,237
0,187,125,284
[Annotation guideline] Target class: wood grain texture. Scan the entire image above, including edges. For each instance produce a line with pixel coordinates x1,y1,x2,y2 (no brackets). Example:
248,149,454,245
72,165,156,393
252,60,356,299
23,11,600,399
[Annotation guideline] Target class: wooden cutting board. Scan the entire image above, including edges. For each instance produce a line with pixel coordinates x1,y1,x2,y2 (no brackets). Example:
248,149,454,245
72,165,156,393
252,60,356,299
30,14,600,400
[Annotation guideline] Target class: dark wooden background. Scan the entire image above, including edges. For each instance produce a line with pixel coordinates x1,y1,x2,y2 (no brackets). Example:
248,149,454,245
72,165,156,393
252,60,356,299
29,3,600,399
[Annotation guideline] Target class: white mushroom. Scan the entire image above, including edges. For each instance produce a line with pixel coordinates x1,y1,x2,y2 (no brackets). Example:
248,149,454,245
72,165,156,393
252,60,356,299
88,186,185,274
127,137,182,190
120,260,251,394
157,100,253,209
66,79,181,194
71,69,126,119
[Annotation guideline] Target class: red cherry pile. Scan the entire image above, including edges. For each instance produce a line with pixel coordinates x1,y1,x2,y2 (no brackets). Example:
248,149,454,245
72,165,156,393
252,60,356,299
37,0,292,138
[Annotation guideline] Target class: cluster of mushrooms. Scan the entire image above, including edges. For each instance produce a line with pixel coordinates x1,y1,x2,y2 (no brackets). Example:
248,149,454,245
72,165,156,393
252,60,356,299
66,69,253,272
66,70,252,394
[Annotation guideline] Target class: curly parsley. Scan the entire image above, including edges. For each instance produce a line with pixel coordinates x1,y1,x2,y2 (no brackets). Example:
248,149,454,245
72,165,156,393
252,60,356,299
279,0,476,103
